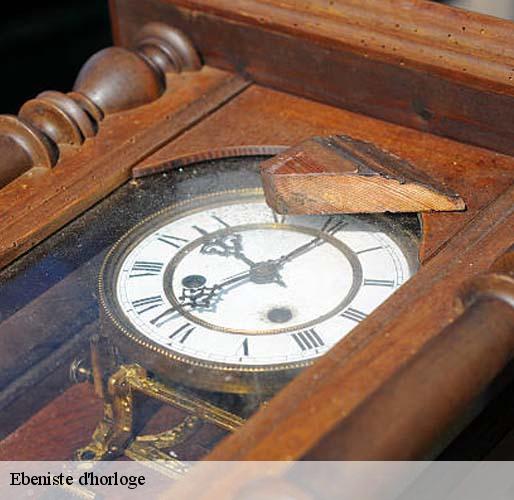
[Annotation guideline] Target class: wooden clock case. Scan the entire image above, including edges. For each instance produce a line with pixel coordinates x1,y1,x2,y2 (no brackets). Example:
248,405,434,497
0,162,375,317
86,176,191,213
0,0,513,465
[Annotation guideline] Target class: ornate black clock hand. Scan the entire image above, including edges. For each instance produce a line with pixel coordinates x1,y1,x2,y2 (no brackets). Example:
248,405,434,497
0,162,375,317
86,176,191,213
178,259,288,311
178,269,251,310
200,232,256,267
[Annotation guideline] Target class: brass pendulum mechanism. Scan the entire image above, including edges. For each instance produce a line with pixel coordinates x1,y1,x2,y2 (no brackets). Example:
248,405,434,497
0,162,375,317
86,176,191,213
74,353,244,461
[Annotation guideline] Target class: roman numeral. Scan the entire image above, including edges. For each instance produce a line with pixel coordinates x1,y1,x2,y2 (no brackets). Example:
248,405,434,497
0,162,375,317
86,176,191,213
193,215,232,236
271,210,287,224
321,216,346,236
192,225,209,236
341,307,368,322
132,295,164,314
211,215,230,228
363,278,395,287
129,261,163,278
150,307,178,328
356,246,383,255
168,323,195,344
291,329,325,351
157,234,189,248
241,338,249,356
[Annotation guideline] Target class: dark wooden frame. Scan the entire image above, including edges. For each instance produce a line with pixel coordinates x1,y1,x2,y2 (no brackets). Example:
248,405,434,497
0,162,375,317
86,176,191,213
0,0,513,465
112,0,514,156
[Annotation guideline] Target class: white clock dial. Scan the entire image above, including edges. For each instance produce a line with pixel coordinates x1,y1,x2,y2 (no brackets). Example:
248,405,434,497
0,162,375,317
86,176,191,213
110,190,416,369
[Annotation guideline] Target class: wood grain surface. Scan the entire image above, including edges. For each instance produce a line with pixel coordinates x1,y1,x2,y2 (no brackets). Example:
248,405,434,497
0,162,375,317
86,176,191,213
0,383,103,460
0,68,248,271
113,0,514,155
0,381,227,461
260,135,465,214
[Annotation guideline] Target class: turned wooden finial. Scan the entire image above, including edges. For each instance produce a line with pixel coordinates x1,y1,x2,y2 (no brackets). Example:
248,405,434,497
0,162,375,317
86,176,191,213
0,115,57,186
0,23,201,189
135,22,202,74
459,244,514,311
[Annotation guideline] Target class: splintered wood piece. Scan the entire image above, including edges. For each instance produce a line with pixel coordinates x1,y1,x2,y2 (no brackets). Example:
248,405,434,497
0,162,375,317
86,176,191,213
260,135,465,214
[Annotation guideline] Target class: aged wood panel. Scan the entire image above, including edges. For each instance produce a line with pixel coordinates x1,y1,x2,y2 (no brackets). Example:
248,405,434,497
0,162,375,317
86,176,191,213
113,0,514,155
307,300,514,459
135,85,514,261
0,68,248,270
260,135,465,214
0,383,103,461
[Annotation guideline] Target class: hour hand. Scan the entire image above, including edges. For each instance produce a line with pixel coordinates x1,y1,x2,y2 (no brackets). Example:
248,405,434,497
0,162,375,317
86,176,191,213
178,270,251,311
178,285,221,310
200,232,256,267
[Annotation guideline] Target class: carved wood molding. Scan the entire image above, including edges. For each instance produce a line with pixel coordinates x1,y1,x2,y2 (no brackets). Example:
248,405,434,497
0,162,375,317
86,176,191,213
113,0,514,155
0,22,201,189
0,69,248,271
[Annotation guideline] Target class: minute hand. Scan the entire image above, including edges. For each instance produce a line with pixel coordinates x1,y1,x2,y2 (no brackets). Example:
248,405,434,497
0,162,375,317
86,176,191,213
277,220,347,264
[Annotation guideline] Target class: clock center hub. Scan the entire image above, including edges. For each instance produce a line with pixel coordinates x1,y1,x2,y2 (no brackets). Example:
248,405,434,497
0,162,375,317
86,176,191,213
249,260,281,284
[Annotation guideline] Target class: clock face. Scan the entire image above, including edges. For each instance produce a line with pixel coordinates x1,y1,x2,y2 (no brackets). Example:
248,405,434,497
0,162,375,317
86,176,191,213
101,189,417,383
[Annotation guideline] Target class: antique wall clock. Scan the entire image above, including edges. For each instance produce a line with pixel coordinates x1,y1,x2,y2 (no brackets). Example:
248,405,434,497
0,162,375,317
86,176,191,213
0,0,513,484
100,190,417,392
